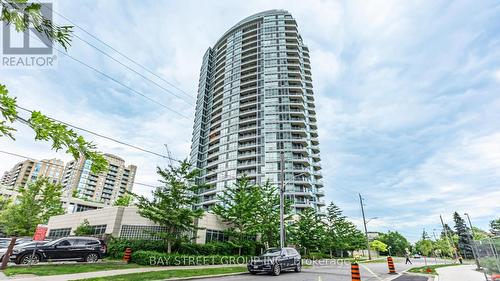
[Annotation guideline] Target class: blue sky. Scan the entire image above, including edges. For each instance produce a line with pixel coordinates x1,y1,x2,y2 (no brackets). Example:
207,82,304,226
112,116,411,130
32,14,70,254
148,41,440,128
1,0,499,242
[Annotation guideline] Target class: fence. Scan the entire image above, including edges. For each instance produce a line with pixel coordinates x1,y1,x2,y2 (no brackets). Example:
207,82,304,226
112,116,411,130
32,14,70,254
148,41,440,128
474,237,500,275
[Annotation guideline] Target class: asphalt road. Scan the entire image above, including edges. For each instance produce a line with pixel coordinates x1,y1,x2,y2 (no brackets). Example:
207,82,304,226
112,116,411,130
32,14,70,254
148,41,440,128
195,257,450,281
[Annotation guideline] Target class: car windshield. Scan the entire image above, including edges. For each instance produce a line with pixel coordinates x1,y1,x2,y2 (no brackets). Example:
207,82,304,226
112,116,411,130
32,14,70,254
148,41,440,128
261,248,282,257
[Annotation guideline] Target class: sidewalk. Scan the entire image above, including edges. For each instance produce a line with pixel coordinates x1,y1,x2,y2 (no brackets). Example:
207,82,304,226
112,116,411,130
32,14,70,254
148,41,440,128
3,264,245,281
436,264,486,281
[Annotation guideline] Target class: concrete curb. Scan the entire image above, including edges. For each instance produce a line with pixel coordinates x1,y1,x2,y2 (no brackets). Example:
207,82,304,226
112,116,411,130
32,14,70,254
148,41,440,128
153,272,248,281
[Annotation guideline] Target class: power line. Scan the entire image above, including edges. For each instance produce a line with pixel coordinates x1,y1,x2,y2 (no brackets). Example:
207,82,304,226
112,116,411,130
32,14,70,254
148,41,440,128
71,32,194,106
38,1,196,102
0,150,160,189
14,105,181,163
27,33,190,119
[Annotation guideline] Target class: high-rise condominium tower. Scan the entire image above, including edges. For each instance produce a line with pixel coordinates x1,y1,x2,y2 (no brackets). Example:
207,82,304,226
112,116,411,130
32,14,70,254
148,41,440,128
62,154,137,205
1,158,64,189
190,10,324,213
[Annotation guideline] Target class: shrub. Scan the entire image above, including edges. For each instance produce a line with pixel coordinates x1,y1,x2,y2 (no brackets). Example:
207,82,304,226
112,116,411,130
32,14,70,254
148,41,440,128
131,250,249,266
107,238,168,259
303,251,332,259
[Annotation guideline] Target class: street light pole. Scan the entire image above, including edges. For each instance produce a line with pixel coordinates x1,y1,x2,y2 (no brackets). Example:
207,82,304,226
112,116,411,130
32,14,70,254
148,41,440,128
464,213,482,270
279,152,285,249
359,193,372,260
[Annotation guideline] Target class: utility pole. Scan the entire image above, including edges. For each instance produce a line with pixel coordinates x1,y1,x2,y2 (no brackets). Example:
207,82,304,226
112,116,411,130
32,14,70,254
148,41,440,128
359,193,372,260
440,215,459,261
164,144,174,166
0,237,16,270
464,213,482,270
279,152,285,249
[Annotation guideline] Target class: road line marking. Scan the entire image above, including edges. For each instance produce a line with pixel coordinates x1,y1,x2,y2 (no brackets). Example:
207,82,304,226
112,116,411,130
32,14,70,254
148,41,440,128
359,263,384,281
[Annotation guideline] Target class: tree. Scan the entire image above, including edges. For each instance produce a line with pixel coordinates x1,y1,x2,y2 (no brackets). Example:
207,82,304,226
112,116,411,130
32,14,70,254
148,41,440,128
254,180,291,248
378,231,411,257
422,229,430,240
415,239,433,256
434,238,453,258
0,195,10,211
289,208,327,255
324,202,349,257
453,212,473,258
0,1,72,49
212,177,261,254
132,161,204,253
0,178,65,236
370,240,388,253
471,227,490,240
0,2,106,173
74,219,93,236
342,224,367,253
490,219,500,236
441,223,455,239
113,194,133,206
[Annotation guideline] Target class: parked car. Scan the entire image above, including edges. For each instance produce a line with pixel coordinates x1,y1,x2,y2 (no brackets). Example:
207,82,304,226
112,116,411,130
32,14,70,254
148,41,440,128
10,237,107,264
0,238,33,249
414,254,421,259
0,241,48,262
247,247,301,276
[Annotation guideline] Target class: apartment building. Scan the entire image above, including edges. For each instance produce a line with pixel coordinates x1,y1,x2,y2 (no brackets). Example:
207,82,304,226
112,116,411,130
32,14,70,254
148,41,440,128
190,10,325,213
0,158,64,190
62,153,137,205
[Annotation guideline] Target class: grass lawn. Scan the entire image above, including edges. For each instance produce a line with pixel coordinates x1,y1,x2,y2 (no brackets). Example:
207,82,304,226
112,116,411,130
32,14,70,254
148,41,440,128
76,266,247,281
408,263,462,275
3,262,144,276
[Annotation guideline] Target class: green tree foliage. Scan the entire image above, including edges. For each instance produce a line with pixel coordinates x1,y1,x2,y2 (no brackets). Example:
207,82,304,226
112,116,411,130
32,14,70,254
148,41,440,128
433,238,453,258
74,219,94,236
370,240,388,253
212,177,261,254
0,195,10,211
323,202,366,257
132,161,204,254
415,239,433,256
422,229,430,240
471,227,490,240
0,0,73,49
113,194,133,206
212,177,260,236
254,181,291,248
289,208,327,255
441,223,455,239
490,219,500,236
0,178,64,236
378,231,411,256
0,2,106,173
453,212,473,258
212,179,292,251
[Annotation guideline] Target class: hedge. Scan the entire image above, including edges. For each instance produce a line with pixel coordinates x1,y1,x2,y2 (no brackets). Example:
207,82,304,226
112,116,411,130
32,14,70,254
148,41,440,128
131,250,250,266
107,238,264,259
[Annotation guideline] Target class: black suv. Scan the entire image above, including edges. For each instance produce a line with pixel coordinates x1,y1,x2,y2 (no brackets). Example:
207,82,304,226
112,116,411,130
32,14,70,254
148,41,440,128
247,247,301,276
11,237,107,264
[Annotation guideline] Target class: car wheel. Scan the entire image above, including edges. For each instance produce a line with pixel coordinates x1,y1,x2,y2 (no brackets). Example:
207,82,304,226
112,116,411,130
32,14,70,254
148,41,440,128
249,271,257,275
20,254,40,265
295,262,301,272
272,264,281,276
85,253,99,263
